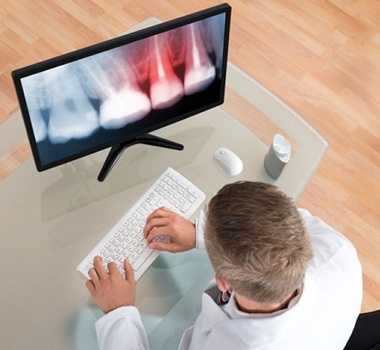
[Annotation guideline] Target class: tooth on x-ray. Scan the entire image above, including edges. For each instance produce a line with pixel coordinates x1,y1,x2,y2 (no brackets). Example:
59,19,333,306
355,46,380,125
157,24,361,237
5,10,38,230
200,16,225,77
80,53,151,129
100,85,151,129
149,34,184,110
48,100,99,144
44,67,99,144
184,23,216,96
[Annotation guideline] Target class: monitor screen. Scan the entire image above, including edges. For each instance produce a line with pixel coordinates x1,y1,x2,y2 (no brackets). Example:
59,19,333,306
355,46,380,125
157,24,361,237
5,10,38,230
12,4,231,180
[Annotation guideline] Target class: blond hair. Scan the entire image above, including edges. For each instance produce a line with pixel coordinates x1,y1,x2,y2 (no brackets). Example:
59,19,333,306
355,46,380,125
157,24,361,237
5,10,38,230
204,182,313,304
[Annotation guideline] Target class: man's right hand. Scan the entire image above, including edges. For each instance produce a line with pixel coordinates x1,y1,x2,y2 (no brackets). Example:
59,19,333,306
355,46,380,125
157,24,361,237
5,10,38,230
143,207,196,253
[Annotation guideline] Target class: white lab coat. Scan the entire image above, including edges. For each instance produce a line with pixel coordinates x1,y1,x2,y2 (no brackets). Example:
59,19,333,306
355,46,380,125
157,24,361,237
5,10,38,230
95,209,363,350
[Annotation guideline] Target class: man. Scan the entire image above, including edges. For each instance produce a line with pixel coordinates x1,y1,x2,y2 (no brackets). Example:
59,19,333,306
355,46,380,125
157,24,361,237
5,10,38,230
86,181,362,349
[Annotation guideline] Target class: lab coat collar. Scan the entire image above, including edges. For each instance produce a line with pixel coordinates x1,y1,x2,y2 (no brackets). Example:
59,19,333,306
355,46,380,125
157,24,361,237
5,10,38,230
199,292,231,332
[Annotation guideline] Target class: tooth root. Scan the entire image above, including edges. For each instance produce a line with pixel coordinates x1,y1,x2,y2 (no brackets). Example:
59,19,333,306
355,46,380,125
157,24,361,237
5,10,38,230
184,23,216,95
123,41,150,85
165,27,186,68
149,34,184,110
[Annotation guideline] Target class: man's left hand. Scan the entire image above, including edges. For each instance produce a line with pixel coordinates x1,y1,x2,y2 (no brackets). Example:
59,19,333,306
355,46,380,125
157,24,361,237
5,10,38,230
86,256,136,314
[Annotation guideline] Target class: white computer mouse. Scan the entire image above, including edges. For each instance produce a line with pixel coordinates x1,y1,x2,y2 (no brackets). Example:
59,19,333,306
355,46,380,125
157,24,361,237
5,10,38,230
213,147,243,176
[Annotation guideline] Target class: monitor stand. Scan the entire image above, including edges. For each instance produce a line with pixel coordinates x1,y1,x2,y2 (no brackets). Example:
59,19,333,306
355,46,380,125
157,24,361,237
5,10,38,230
97,134,184,182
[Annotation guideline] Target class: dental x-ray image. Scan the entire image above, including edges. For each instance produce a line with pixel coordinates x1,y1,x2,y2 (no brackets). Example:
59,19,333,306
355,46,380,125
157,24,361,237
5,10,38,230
17,9,229,170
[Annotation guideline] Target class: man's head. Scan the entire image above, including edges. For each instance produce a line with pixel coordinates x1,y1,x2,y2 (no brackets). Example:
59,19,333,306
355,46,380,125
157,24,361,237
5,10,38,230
204,181,313,304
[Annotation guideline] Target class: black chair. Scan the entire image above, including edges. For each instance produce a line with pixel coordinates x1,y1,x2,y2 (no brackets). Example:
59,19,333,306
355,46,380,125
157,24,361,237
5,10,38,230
344,310,380,350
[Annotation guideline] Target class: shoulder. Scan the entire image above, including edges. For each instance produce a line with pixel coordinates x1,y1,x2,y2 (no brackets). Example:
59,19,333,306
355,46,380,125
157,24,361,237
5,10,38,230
299,208,361,282
298,209,362,347
299,208,357,256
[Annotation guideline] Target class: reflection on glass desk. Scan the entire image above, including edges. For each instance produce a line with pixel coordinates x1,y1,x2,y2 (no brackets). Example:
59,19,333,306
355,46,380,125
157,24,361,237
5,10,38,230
0,42,328,350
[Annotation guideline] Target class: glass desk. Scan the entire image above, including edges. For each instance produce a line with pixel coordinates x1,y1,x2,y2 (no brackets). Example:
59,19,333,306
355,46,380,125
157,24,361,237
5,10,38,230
0,22,328,350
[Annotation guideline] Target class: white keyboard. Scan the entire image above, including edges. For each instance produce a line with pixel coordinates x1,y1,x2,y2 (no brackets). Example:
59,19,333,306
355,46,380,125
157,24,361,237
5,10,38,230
77,167,206,280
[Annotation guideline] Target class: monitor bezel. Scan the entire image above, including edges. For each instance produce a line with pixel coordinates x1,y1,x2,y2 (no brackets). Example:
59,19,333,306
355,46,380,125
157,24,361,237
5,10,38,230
12,3,231,172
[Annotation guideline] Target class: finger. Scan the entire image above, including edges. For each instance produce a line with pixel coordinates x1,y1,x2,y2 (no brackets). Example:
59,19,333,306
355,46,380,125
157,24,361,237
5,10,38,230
93,256,108,280
148,241,178,253
88,267,99,284
144,216,170,239
107,261,120,276
124,259,136,283
145,206,172,223
143,217,158,237
145,208,163,223
85,279,95,293
157,206,173,214
145,226,171,245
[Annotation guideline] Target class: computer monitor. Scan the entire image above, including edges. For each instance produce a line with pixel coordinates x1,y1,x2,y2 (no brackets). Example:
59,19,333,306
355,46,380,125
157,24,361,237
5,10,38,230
12,3,231,181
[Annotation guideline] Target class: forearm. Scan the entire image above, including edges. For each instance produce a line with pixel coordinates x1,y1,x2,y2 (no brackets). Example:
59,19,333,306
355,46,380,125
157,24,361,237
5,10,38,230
96,306,149,350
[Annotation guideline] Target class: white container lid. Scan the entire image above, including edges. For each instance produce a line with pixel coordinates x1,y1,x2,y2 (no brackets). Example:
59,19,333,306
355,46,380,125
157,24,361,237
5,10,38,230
273,133,291,162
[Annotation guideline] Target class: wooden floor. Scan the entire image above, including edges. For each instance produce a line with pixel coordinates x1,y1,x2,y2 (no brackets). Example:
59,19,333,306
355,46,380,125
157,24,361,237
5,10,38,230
1,0,379,312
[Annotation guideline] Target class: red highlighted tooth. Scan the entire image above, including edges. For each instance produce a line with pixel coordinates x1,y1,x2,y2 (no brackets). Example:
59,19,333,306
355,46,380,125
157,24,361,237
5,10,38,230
149,34,184,110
